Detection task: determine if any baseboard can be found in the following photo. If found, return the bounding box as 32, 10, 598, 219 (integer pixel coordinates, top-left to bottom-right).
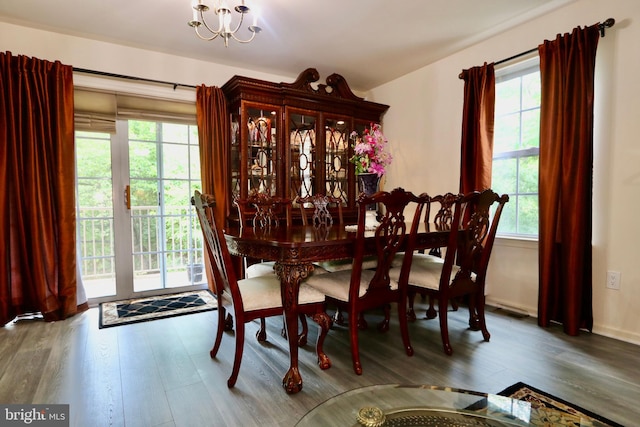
487, 297, 640, 347
591, 323, 640, 346
485, 297, 536, 318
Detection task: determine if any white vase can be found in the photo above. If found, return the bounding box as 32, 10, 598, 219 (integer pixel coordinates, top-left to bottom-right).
365, 210, 380, 229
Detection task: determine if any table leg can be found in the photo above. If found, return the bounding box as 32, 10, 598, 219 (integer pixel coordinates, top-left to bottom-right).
275, 261, 314, 394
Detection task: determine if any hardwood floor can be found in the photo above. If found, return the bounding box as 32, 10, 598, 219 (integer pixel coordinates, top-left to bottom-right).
0, 301, 638, 426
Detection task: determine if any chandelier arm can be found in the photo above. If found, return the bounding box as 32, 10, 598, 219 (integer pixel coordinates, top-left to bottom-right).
227, 11, 246, 35
198, 9, 224, 38
229, 30, 258, 44
194, 25, 221, 41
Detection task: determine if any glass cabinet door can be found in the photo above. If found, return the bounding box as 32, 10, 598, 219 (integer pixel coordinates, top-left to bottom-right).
324, 118, 350, 203
245, 105, 279, 197
287, 110, 318, 200
230, 109, 241, 198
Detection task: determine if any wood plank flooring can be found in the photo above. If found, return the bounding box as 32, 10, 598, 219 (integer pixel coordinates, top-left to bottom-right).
0, 301, 638, 426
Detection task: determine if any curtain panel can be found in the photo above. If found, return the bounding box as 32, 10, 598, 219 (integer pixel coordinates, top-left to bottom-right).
196, 85, 230, 228
459, 63, 495, 194
538, 25, 600, 335
0, 52, 83, 325
196, 86, 230, 289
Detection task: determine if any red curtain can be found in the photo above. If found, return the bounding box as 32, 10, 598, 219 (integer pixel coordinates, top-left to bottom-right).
538, 25, 600, 335
196, 85, 230, 228
0, 52, 83, 325
459, 63, 495, 194
196, 86, 230, 286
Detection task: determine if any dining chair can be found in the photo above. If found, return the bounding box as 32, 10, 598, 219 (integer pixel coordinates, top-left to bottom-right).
305, 188, 429, 375
390, 189, 509, 356
192, 190, 331, 388
235, 190, 322, 346
234, 190, 295, 341
235, 189, 293, 279
295, 193, 381, 330
405, 192, 460, 321
295, 193, 354, 326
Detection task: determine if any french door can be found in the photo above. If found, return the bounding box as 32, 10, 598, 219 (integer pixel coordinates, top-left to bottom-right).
75, 119, 205, 303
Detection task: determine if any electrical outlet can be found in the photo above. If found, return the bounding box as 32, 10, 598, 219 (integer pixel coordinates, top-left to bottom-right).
606, 271, 621, 290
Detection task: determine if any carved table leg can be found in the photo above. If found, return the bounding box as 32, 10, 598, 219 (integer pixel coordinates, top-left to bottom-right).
275, 261, 313, 394
312, 311, 332, 370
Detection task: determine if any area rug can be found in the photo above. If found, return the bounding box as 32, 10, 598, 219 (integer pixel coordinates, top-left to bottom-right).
99, 290, 216, 328
498, 382, 623, 427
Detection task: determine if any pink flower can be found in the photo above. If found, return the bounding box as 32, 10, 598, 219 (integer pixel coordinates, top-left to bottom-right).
350, 123, 392, 176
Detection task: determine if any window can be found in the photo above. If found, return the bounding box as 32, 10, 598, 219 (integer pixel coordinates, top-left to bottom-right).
492, 58, 540, 237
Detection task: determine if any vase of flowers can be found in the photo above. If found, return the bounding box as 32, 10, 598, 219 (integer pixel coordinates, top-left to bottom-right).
350, 122, 392, 177
350, 123, 392, 223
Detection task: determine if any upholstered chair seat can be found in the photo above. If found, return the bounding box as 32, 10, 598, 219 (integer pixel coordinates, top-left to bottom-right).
232, 275, 327, 311
303, 269, 398, 302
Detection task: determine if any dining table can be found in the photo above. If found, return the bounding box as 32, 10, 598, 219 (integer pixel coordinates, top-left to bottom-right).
224, 222, 451, 394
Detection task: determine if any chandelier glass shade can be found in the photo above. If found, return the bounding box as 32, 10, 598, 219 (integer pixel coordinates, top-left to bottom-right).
188, 0, 261, 47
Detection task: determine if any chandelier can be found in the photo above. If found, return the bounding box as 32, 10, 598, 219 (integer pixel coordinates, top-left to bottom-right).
188, 1, 261, 47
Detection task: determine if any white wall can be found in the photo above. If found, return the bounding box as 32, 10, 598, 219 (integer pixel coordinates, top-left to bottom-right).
0, 21, 292, 98
2, 0, 639, 344
371, 0, 640, 344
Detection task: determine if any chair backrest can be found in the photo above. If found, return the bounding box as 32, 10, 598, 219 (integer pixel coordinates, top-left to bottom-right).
441, 189, 509, 291
425, 192, 461, 257
193, 191, 243, 309
351, 188, 429, 298
430, 192, 459, 229
295, 193, 344, 227
235, 189, 292, 229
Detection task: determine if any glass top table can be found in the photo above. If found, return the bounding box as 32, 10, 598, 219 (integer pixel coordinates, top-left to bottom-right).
295, 384, 609, 427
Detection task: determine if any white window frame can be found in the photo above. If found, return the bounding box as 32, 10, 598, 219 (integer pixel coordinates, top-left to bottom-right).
493, 56, 540, 239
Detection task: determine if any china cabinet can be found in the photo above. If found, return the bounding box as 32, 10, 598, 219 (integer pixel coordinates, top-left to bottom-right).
221, 68, 389, 221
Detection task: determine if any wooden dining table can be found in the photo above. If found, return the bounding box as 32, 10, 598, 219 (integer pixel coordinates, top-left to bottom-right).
224, 222, 451, 394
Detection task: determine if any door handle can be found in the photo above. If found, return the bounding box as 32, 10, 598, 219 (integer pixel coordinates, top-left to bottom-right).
124, 185, 131, 210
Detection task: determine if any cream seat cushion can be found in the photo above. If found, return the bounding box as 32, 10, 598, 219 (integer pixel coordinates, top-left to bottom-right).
245, 261, 277, 278
392, 251, 442, 268
305, 269, 398, 302
231, 274, 326, 311
389, 255, 476, 291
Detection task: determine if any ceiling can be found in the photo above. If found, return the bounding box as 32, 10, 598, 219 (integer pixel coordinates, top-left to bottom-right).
0, 0, 574, 91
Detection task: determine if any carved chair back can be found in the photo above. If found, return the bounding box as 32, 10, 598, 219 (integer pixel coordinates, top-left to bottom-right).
448, 189, 509, 285
235, 189, 292, 229
295, 193, 344, 227
352, 188, 429, 298
193, 191, 239, 304
426, 192, 461, 257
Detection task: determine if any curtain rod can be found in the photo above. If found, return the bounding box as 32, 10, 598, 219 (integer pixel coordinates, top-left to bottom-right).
459, 18, 615, 79
72, 67, 198, 90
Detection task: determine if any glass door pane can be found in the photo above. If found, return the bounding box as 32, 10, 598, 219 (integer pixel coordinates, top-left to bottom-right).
288, 110, 317, 200
128, 120, 203, 292
246, 106, 278, 195
324, 117, 349, 202
76, 131, 116, 299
